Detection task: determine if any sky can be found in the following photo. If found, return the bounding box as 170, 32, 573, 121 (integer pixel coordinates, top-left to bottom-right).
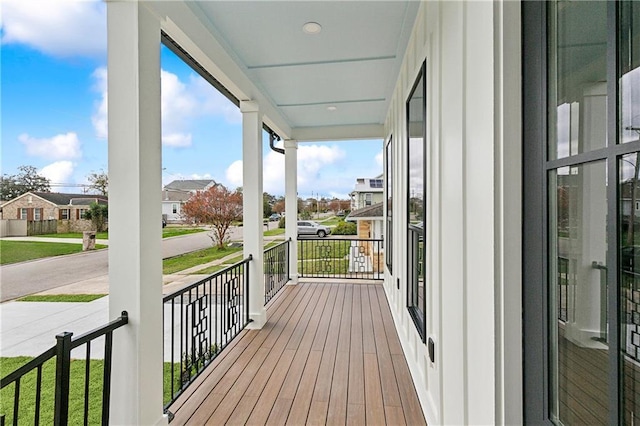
0, 0, 383, 199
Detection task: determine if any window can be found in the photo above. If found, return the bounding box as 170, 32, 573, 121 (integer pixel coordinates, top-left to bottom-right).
19, 208, 27, 219
60, 209, 70, 220
523, 1, 640, 423
172, 204, 178, 214
406, 60, 426, 342
77, 209, 88, 219
385, 136, 393, 274
365, 193, 372, 206
34, 209, 41, 220
370, 179, 383, 188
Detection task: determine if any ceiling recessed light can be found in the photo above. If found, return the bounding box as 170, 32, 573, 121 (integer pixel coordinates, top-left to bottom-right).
327, 106, 337, 111
303, 22, 322, 35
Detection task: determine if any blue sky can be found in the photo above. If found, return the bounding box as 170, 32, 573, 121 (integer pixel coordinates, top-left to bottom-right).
1, 0, 383, 199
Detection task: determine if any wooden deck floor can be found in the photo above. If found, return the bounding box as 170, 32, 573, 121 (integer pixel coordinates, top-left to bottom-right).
168, 281, 426, 425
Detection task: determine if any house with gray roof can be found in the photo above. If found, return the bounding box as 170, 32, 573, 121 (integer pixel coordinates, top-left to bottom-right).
162, 179, 216, 223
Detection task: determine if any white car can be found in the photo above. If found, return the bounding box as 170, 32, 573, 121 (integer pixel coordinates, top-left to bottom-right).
297, 220, 331, 237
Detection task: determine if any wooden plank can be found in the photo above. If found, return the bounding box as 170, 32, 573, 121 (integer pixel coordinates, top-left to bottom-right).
347, 403, 366, 425
374, 285, 404, 355
369, 285, 403, 408
384, 404, 407, 426
311, 285, 346, 403
245, 348, 297, 424
349, 285, 365, 406
364, 353, 385, 424
306, 400, 329, 426
391, 354, 427, 425
326, 347, 349, 424
311, 284, 339, 351
361, 283, 376, 354
287, 340, 323, 422
336, 284, 354, 353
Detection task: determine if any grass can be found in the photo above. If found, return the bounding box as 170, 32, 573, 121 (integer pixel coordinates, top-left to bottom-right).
298, 239, 351, 259
163, 246, 243, 274
37, 227, 205, 240
0, 356, 187, 424
264, 228, 285, 236
319, 216, 343, 227
0, 241, 106, 265
17, 294, 106, 303
299, 259, 349, 274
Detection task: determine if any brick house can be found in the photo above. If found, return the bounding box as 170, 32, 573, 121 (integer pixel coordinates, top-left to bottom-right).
0, 192, 108, 232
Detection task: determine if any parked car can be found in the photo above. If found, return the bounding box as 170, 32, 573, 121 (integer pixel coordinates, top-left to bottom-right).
269, 213, 281, 221
297, 220, 331, 237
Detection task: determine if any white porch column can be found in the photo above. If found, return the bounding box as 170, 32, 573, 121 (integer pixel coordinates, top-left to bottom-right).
284, 139, 298, 283
106, 1, 165, 425
241, 100, 266, 328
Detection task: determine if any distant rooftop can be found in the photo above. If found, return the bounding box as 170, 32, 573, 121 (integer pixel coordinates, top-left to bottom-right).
32, 192, 108, 206
164, 179, 216, 192
348, 202, 384, 219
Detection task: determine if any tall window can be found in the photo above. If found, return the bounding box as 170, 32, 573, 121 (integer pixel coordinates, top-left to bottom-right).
172, 204, 178, 214
406, 60, 426, 341
34, 209, 41, 220
524, 1, 640, 423
386, 136, 393, 274
19, 208, 27, 220
365, 193, 372, 206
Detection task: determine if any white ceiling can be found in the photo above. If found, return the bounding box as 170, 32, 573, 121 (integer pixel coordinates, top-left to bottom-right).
184, 1, 419, 139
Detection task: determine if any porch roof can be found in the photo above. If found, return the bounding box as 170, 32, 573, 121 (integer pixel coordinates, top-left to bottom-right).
150, 1, 419, 141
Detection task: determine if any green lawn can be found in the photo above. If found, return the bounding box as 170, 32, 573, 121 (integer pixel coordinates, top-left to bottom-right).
0, 241, 107, 265
319, 216, 343, 227
37, 227, 205, 240
264, 228, 285, 236
298, 239, 351, 259
18, 294, 107, 303
163, 246, 243, 274
0, 357, 183, 424
298, 259, 349, 274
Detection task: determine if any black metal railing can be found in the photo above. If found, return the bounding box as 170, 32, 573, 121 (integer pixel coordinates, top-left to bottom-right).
163, 257, 252, 409
299, 238, 383, 280
264, 239, 290, 305
0, 312, 128, 426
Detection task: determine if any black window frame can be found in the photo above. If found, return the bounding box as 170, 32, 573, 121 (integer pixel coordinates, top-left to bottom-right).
406, 60, 427, 343
386, 135, 393, 275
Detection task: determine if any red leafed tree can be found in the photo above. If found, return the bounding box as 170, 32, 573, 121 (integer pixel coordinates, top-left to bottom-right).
181, 184, 243, 249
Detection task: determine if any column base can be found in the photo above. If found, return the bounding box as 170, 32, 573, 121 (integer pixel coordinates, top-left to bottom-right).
288, 274, 299, 285
247, 308, 267, 329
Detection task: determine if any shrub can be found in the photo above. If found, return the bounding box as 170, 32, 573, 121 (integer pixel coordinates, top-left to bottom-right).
332, 221, 357, 235
278, 217, 286, 228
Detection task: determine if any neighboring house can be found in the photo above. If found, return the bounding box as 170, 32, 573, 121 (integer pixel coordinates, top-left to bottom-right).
346, 202, 384, 274
161, 189, 192, 223
162, 179, 216, 223
349, 174, 384, 210
0, 191, 108, 233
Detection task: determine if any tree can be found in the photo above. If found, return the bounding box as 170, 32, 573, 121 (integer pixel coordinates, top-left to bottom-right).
272, 200, 285, 214
83, 202, 109, 232
0, 165, 50, 200
87, 170, 108, 196
181, 184, 243, 249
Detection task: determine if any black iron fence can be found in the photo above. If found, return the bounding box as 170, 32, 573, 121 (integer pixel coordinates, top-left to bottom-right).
298, 237, 383, 280
0, 312, 128, 426
264, 239, 290, 305
163, 257, 252, 409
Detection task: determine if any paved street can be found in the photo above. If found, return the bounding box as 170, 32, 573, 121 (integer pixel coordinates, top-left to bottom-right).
0, 226, 273, 302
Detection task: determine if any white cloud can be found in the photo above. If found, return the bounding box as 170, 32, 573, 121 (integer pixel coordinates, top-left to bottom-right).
93, 69, 238, 147
226, 160, 244, 188
91, 67, 108, 139
191, 77, 242, 124
19, 132, 82, 160
1, 0, 106, 58
375, 151, 383, 168
225, 143, 347, 195
40, 161, 74, 184
163, 133, 192, 148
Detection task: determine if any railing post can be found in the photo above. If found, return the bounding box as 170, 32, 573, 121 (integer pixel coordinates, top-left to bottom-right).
246, 255, 252, 324
287, 239, 291, 280
54, 332, 73, 426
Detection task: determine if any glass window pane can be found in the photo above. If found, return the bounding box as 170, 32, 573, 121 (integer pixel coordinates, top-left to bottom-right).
620, 2, 640, 145
549, 162, 609, 425
548, 1, 608, 160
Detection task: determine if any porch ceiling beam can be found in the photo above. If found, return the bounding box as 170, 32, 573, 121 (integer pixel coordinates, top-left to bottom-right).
291, 124, 385, 142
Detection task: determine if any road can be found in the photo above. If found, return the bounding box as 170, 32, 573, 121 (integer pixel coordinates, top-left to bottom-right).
0, 229, 242, 303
